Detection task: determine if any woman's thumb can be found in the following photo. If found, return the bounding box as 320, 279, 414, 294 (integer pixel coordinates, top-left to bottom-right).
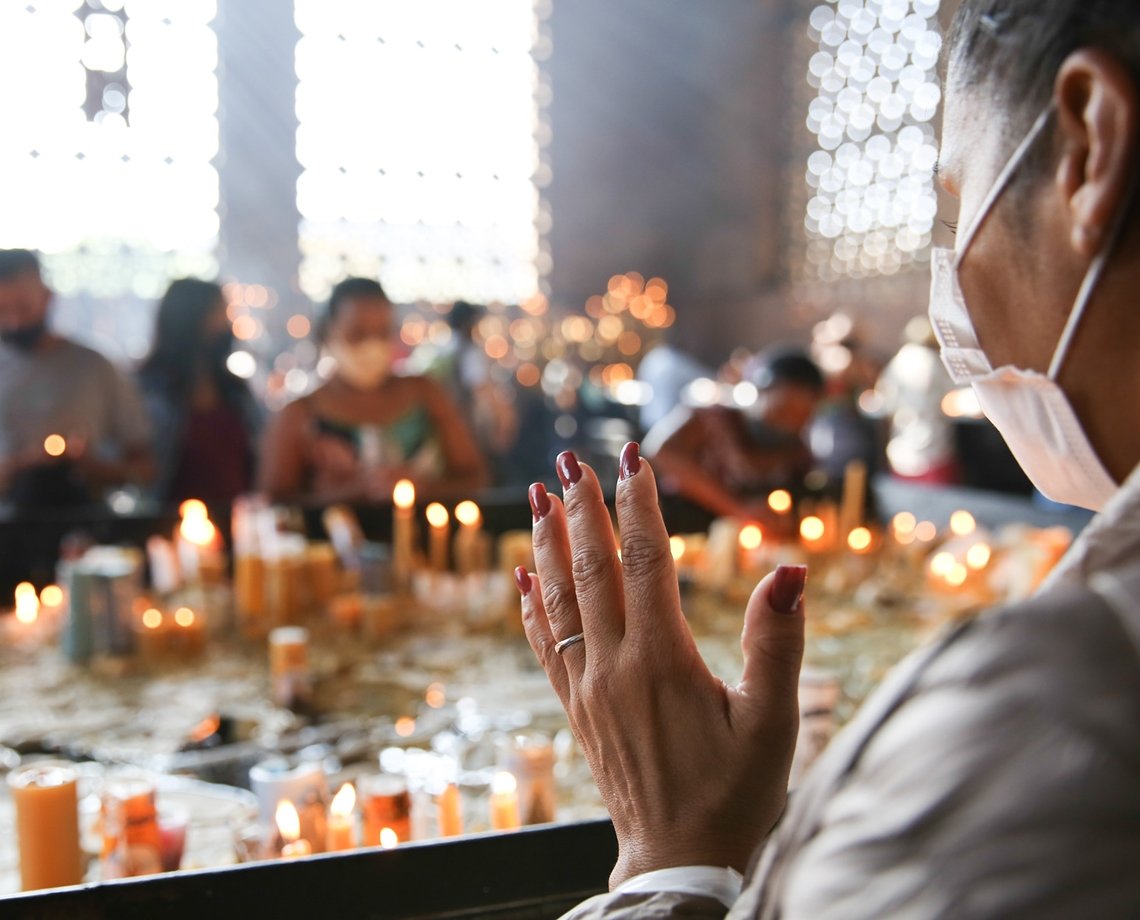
737, 564, 806, 710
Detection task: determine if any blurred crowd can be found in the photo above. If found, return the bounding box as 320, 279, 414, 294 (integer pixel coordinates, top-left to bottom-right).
0, 246, 1020, 530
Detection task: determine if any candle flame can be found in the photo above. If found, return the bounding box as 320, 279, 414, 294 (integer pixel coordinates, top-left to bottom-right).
43, 434, 66, 457
395, 716, 415, 737
491, 771, 518, 795
949, 510, 977, 537
392, 479, 416, 510
276, 799, 301, 842
15, 594, 39, 625
946, 562, 969, 587
174, 607, 195, 627
425, 502, 449, 529
40, 584, 63, 607
891, 512, 917, 535
966, 543, 992, 570
454, 500, 481, 527
767, 490, 793, 514
179, 498, 208, 521
669, 535, 685, 561
847, 527, 873, 553
930, 551, 956, 578
142, 608, 163, 630
331, 782, 356, 818
379, 827, 399, 848
800, 516, 825, 542
14, 581, 36, 600
180, 514, 217, 547
914, 521, 937, 543
738, 524, 763, 551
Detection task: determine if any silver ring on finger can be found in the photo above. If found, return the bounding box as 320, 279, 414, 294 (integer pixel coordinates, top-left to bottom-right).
554, 632, 585, 655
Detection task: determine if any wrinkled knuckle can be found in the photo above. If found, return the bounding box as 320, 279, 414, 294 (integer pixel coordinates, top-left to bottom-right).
541, 579, 578, 622
532, 634, 559, 672
571, 545, 617, 584
619, 532, 672, 577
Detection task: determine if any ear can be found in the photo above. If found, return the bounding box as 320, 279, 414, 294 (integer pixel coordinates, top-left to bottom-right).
1053, 49, 1140, 258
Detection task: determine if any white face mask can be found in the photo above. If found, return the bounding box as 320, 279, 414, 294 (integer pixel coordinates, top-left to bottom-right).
929, 104, 1123, 511
328, 339, 393, 390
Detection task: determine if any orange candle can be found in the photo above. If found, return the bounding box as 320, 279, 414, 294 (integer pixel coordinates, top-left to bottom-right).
100, 777, 163, 879
360, 775, 411, 846
392, 479, 416, 592
276, 800, 313, 859
425, 503, 450, 573
489, 772, 520, 831
437, 782, 463, 837
325, 783, 357, 852
7, 762, 83, 891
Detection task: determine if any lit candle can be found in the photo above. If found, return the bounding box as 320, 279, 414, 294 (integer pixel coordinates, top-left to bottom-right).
799, 515, 826, 551
379, 827, 399, 849
392, 479, 416, 592
768, 489, 793, 516
847, 526, 873, 554
737, 524, 764, 574
135, 607, 171, 660
43, 433, 67, 458
177, 500, 223, 585
326, 783, 357, 852
170, 606, 205, 657
12, 581, 41, 643
839, 460, 867, 537
425, 503, 450, 573
360, 775, 411, 847
489, 771, 521, 831
949, 509, 977, 537
454, 500, 489, 575
7, 762, 82, 891
276, 800, 313, 859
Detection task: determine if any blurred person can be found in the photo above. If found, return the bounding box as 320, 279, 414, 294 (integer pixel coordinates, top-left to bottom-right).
259, 278, 486, 503
0, 249, 152, 507
517, 2, 1140, 917
138, 279, 260, 506
415, 300, 519, 477
643, 347, 823, 519
874, 314, 958, 483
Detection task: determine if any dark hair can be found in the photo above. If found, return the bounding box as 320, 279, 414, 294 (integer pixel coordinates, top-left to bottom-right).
947, 2, 1140, 148
748, 347, 825, 394
140, 278, 229, 396
327, 277, 389, 318
0, 249, 42, 282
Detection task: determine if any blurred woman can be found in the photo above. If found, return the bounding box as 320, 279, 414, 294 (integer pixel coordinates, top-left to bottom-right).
259, 278, 486, 503
138, 279, 259, 505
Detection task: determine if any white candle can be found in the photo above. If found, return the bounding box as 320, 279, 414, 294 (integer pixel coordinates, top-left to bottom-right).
326, 783, 356, 852
425, 503, 450, 573
392, 479, 416, 592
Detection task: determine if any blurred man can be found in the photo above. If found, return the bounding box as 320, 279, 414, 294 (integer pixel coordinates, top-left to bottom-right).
0, 249, 152, 506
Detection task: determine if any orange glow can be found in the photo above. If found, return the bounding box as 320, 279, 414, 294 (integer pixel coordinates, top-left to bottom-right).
847, 527, 873, 553
669, 535, 685, 561
232, 315, 259, 341
768, 490, 793, 514
739, 524, 763, 551
930, 552, 955, 578
276, 800, 301, 842
455, 500, 481, 528
516, 363, 540, 387
392, 479, 416, 510
330, 783, 356, 818
188, 713, 221, 743
43, 434, 66, 457
425, 502, 449, 529
946, 562, 968, 587
584, 296, 606, 318
966, 543, 992, 570
617, 330, 642, 355
379, 827, 399, 849
892, 511, 917, 535
142, 608, 163, 630
395, 717, 416, 738
179, 499, 207, 520
14, 581, 36, 600
425, 682, 446, 708
949, 510, 977, 537
800, 516, 826, 542
40, 584, 63, 607
914, 521, 938, 543
14, 591, 39, 625
174, 607, 195, 628
180, 514, 217, 547
484, 334, 510, 360
645, 277, 668, 301
286, 315, 311, 339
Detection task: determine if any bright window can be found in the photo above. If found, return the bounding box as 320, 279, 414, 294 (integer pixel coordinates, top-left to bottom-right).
801, 0, 942, 280
0, 0, 220, 299
294, 0, 544, 305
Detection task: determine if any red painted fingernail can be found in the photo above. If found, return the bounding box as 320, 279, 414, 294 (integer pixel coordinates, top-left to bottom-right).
529, 482, 551, 522
514, 566, 533, 595
770, 564, 807, 614
556, 451, 583, 488
619, 442, 641, 481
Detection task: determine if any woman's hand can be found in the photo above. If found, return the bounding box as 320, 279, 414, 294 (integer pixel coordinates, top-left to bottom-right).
518, 443, 806, 888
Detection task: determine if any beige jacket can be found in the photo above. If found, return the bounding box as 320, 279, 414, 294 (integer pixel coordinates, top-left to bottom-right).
567, 467, 1140, 919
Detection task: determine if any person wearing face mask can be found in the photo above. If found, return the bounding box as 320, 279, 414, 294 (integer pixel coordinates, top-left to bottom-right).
0, 249, 153, 507
258, 277, 486, 503
137, 278, 261, 506
512, 2, 1140, 918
